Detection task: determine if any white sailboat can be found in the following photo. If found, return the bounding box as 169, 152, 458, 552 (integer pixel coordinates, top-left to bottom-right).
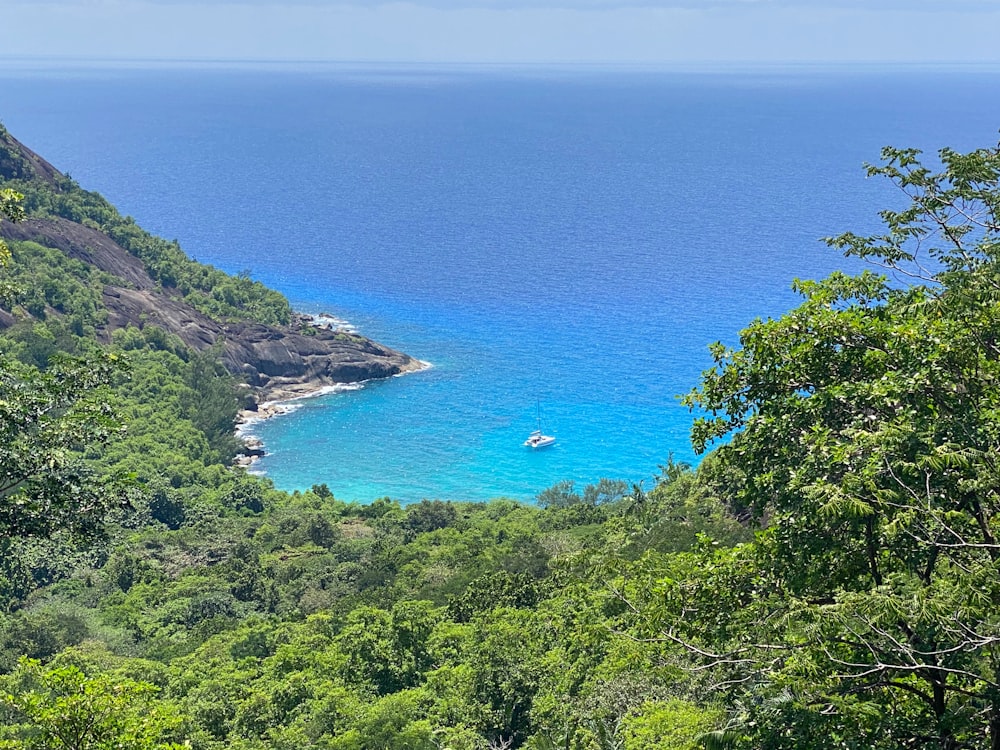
524, 402, 556, 448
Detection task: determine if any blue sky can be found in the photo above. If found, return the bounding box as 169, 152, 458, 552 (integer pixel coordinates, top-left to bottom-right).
4, 1, 1000, 64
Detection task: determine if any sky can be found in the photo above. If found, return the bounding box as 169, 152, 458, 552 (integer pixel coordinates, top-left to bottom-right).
3, 0, 1000, 65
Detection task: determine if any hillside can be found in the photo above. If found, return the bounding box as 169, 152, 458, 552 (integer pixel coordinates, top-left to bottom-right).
0, 126, 420, 403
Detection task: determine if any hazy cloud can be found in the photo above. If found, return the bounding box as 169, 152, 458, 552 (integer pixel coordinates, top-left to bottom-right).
6, 0, 999, 64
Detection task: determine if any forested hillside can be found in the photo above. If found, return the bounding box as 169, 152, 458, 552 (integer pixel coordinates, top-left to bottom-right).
2, 126, 1000, 749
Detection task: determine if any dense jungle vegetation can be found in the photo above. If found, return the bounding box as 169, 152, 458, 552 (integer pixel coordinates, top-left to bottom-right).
2, 132, 1000, 749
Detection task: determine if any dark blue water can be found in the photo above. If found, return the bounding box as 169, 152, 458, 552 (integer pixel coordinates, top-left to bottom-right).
2, 63, 998, 502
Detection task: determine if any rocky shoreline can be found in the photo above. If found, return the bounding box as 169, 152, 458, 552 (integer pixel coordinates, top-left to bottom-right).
232, 368, 430, 470
232, 319, 431, 469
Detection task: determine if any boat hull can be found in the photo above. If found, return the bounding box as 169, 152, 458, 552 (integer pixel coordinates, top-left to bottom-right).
524, 434, 556, 449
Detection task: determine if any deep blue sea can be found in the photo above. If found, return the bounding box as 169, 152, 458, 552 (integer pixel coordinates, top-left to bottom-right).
1, 62, 999, 502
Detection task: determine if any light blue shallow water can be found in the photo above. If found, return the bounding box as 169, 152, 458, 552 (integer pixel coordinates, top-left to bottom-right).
2, 64, 999, 502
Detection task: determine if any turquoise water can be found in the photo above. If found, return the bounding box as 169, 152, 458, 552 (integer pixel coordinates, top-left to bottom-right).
2, 64, 999, 501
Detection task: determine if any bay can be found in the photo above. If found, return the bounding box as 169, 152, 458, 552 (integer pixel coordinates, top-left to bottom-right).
1, 63, 998, 501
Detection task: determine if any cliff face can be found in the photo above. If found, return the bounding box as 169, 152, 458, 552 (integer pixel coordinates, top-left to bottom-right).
0, 131, 420, 401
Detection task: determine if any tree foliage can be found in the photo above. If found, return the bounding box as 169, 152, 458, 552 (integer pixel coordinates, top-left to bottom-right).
0, 187, 24, 305
0, 658, 183, 749
672, 142, 1000, 747
0, 351, 126, 545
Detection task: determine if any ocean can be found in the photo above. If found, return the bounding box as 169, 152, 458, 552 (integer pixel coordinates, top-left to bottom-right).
1, 62, 998, 502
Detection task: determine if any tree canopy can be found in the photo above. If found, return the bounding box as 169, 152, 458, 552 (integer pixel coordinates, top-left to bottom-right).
668, 142, 1000, 748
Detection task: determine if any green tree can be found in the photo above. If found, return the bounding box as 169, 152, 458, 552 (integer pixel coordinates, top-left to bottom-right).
0, 347, 127, 609
0, 351, 125, 544
0, 658, 184, 749
668, 142, 1000, 748
0, 187, 25, 302
183, 347, 243, 463
622, 699, 724, 750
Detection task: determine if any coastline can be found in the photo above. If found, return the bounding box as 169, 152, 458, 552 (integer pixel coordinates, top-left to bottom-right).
234, 356, 431, 469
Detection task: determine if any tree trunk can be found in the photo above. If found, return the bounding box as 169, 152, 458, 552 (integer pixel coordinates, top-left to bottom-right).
990, 701, 1000, 750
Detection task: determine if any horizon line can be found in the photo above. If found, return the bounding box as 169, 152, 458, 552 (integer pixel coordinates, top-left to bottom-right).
2, 56, 1000, 74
